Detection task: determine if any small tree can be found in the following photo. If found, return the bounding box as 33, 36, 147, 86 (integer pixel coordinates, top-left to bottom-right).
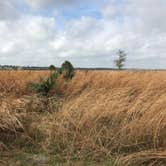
114, 50, 126, 70
49, 65, 56, 71
61, 61, 75, 80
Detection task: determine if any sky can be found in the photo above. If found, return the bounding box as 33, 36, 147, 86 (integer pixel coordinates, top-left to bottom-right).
0, 0, 166, 68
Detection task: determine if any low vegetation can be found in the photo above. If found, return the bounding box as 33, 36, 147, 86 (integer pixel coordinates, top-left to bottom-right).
0, 70, 166, 165
30, 61, 75, 96
61, 60, 75, 80
30, 71, 59, 96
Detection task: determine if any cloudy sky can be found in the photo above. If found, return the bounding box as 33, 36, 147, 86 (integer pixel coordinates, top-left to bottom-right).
0, 0, 166, 68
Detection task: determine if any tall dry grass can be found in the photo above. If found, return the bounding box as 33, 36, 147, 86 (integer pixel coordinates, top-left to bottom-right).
0, 70, 49, 97
0, 70, 49, 149
0, 70, 166, 165
50, 71, 166, 165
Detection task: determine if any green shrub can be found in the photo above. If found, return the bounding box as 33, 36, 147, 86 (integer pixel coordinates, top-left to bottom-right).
49, 65, 56, 71
30, 72, 58, 96
61, 61, 75, 80
30, 61, 75, 95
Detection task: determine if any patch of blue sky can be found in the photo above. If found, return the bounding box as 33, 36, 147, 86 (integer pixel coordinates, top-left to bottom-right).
59, 6, 102, 20
25, 4, 103, 30
13, 0, 29, 15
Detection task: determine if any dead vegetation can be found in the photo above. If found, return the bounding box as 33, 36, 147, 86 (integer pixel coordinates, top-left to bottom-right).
0, 70, 166, 165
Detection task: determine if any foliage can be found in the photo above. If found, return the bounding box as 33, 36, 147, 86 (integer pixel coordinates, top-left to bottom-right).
114, 50, 126, 70
30, 61, 75, 95
57, 67, 62, 75
61, 61, 75, 80
49, 65, 56, 71
30, 72, 59, 96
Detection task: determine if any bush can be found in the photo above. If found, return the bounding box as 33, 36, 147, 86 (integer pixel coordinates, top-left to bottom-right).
30, 72, 59, 96
61, 61, 75, 80
30, 61, 75, 95
49, 65, 56, 71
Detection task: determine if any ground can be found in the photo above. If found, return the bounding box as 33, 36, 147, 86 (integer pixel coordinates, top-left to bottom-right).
0, 70, 166, 166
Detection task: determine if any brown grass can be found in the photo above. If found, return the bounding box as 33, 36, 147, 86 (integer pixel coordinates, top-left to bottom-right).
51, 71, 166, 164
0, 70, 166, 165
0, 70, 49, 97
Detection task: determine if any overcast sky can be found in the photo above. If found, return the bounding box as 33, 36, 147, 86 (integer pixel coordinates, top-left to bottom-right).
0, 0, 166, 68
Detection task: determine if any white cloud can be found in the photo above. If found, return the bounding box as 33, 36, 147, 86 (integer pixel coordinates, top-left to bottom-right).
99, 0, 166, 67
102, 0, 166, 34
0, 16, 58, 65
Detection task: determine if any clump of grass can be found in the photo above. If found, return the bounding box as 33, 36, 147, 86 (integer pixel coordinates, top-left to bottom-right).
120, 150, 166, 166
0, 100, 24, 144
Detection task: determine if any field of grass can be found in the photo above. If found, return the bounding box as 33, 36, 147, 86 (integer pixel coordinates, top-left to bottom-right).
0, 70, 166, 166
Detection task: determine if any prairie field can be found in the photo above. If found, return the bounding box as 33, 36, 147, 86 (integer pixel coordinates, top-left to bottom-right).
0, 70, 166, 166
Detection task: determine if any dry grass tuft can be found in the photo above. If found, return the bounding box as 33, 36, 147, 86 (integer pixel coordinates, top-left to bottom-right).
0, 98, 24, 144
120, 150, 166, 166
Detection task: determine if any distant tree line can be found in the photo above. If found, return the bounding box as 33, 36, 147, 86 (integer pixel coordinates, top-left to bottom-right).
0, 65, 49, 70
0, 49, 127, 70
48, 50, 127, 71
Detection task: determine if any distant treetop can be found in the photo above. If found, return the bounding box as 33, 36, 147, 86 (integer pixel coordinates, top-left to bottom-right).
61, 61, 75, 80
49, 65, 56, 71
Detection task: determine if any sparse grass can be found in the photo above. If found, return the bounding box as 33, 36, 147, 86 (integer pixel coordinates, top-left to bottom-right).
0, 70, 166, 165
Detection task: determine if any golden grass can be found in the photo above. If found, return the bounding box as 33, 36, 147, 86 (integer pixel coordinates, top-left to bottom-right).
0, 70, 166, 165
0, 70, 49, 96
51, 71, 166, 164
0, 100, 22, 133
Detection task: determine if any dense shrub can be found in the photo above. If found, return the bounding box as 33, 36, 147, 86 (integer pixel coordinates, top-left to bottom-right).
49, 65, 56, 71
61, 61, 75, 80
